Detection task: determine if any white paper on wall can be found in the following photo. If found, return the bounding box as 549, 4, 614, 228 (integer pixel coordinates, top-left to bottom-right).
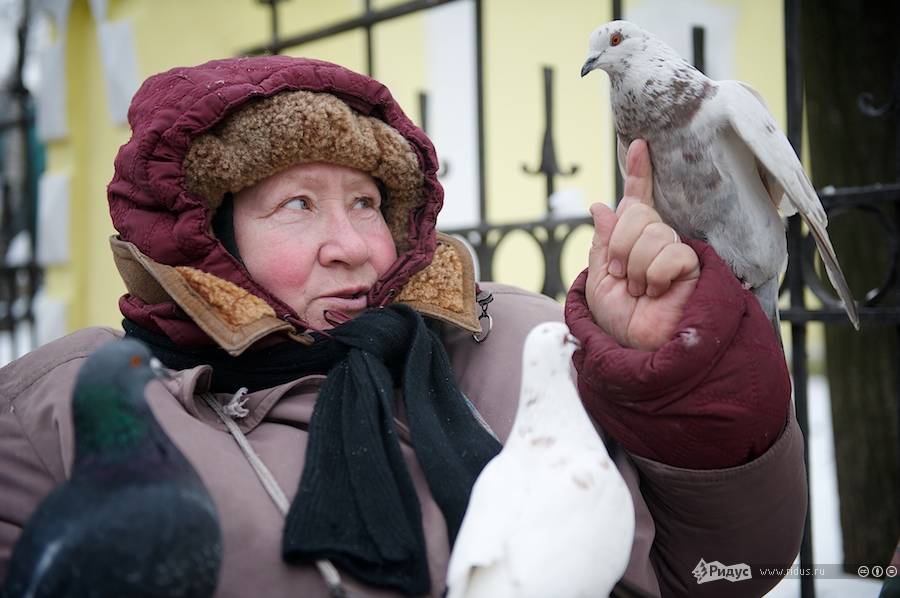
36, 171, 71, 266
96, 19, 140, 126
33, 0, 73, 141
34, 287, 68, 348
88, 0, 108, 22
35, 40, 67, 141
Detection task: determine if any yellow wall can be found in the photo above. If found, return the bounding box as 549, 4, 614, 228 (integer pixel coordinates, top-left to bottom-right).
45, 0, 788, 333
45, 1, 126, 332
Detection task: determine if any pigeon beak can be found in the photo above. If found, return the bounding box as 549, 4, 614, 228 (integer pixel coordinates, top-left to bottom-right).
581, 56, 598, 77
149, 357, 171, 380
565, 334, 582, 350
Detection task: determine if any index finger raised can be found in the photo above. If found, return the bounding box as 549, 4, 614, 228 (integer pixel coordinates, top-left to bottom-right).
620, 139, 655, 212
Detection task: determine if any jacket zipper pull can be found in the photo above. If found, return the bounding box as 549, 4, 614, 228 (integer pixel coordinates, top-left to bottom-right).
474, 289, 493, 344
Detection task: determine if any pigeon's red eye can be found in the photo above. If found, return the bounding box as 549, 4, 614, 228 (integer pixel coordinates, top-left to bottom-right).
130, 355, 143, 368
610, 33, 623, 46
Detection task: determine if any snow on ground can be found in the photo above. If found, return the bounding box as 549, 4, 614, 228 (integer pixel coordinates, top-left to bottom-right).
765, 376, 884, 598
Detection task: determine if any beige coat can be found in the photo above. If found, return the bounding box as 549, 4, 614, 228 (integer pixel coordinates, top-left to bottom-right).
0, 282, 806, 598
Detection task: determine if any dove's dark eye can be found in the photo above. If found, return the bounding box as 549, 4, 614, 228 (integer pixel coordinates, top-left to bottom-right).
610, 33, 623, 46
130, 355, 143, 368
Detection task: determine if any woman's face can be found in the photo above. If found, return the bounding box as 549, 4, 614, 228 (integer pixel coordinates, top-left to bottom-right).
233, 162, 397, 330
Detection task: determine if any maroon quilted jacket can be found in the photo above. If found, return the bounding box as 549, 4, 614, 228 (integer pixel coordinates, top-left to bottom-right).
566, 238, 792, 469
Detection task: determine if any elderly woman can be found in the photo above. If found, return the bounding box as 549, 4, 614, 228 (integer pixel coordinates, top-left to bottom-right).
0, 56, 805, 597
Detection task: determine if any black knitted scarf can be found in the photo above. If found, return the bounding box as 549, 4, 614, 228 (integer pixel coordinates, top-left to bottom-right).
124, 305, 501, 595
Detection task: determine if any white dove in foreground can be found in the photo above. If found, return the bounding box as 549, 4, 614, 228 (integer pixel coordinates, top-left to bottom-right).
581, 20, 859, 337
446, 321, 635, 598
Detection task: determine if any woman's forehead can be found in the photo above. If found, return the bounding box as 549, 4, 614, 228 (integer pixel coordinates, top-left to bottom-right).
235, 162, 379, 200
257, 162, 376, 188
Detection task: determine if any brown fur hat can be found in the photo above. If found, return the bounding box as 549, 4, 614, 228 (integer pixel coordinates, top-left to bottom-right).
183, 90, 424, 252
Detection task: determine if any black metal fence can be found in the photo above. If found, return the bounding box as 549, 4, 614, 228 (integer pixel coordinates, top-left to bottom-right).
0, 1, 42, 365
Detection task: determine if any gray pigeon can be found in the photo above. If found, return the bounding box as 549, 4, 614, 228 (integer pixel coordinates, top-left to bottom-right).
581, 20, 859, 336
446, 322, 634, 598
2, 338, 222, 598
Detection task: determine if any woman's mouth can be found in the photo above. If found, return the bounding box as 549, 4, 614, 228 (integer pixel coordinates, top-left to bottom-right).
323, 289, 369, 311
336, 291, 363, 300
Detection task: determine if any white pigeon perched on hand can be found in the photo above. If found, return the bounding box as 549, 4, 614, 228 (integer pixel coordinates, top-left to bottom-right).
581, 20, 859, 337
446, 321, 635, 598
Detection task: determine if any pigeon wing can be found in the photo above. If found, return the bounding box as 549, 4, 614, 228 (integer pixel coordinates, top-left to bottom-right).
616, 136, 628, 181
717, 80, 859, 328
447, 446, 633, 598
501, 448, 634, 598
446, 453, 526, 598
2, 489, 76, 597
4, 483, 220, 597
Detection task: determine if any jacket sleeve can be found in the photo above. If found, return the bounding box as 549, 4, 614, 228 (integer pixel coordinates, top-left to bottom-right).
564, 238, 790, 470
0, 403, 58, 582
564, 238, 806, 597
0, 327, 119, 583
0, 369, 67, 583
632, 411, 807, 598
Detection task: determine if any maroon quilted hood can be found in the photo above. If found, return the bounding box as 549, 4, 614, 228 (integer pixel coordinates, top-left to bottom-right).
107, 56, 441, 341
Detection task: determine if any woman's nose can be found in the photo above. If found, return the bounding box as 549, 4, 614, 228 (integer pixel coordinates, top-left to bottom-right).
317, 209, 371, 267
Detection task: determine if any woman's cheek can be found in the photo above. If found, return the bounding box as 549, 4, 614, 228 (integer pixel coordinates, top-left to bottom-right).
245, 234, 316, 292
363, 222, 398, 275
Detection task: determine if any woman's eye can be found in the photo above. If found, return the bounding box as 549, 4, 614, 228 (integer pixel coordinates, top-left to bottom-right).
354, 196, 377, 210
284, 197, 309, 210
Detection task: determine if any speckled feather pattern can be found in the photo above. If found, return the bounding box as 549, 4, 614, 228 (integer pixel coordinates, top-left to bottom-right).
582, 20, 858, 332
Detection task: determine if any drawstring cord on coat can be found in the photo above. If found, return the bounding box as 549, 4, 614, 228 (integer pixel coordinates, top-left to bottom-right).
200, 391, 349, 598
